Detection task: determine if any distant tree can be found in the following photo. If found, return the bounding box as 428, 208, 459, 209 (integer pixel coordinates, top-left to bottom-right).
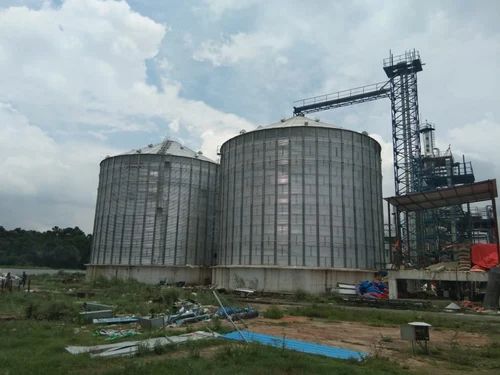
0, 226, 92, 269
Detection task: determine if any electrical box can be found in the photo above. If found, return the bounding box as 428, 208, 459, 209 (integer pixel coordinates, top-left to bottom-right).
400, 322, 431, 341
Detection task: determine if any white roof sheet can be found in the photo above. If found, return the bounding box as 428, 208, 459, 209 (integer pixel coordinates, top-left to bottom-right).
119, 139, 215, 163
254, 115, 341, 131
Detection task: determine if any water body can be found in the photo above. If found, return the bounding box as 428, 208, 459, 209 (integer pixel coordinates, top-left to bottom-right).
0, 267, 85, 276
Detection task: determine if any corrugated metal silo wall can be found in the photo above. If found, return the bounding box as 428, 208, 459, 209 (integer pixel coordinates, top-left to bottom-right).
218, 126, 384, 269
90, 154, 218, 267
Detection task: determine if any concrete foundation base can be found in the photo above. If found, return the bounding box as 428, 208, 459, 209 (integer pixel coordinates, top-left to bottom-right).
86, 264, 211, 285
212, 265, 376, 294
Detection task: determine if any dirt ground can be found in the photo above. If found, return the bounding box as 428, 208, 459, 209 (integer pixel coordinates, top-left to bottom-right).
242, 315, 490, 372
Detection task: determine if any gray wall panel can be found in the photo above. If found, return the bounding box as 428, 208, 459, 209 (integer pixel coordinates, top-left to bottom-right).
219, 125, 383, 270
90, 154, 218, 267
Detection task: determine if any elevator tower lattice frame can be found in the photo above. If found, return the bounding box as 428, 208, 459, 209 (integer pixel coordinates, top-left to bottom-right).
383, 50, 423, 265
293, 49, 424, 266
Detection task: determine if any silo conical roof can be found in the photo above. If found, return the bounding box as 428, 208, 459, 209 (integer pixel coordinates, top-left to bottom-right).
259, 115, 341, 130
120, 139, 216, 163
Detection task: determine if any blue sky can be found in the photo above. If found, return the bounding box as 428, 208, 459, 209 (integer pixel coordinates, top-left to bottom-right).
0, 0, 499, 232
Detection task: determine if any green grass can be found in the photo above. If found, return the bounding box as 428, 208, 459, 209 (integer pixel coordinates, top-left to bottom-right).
287, 304, 500, 334
0, 318, 408, 375
2, 273, 500, 374
425, 339, 500, 371
263, 305, 284, 319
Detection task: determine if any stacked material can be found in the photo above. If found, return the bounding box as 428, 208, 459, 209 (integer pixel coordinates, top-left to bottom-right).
356, 280, 388, 299
456, 245, 471, 271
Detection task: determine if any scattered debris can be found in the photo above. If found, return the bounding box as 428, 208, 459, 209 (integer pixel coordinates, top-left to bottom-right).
215, 306, 258, 321
139, 316, 165, 330
165, 299, 212, 326
444, 302, 461, 312
234, 288, 255, 297
80, 310, 113, 322
92, 316, 138, 325
335, 283, 357, 296
66, 331, 219, 358
213, 290, 248, 343
223, 330, 367, 361
96, 329, 139, 341
83, 302, 113, 311
461, 300, 486, 313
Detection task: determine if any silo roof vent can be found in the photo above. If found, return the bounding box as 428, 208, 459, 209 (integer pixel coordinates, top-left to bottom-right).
240, 129, 246, 134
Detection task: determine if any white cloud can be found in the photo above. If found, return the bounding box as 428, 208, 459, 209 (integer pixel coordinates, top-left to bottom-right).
199, 0, 262, 17
445, 117, 500, 182
0, 0, 252, 146
2, 0, 500, 233
0, 0, 254, 231
0, 102, 119, 230
193, 32, 291, 66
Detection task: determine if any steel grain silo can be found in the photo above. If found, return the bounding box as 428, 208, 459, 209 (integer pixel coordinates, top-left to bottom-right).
213, 116, 384, 292
87, 139, 218, 284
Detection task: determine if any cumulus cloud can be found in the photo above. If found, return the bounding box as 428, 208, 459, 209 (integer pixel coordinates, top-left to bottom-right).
198, 0, 262, 17
2, 0, 500, 234
193, 32, 291, 66
0, 102, 119, 230
190, 0, 500, 198
0, 0, 253, 231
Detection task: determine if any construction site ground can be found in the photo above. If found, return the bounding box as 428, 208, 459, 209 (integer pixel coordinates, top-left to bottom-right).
241, 314, 493, 374
1, 272, 499, 374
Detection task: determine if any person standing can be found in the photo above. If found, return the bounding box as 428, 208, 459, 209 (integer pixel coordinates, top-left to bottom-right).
21, 271, 27, 288
6, 272, 12, 292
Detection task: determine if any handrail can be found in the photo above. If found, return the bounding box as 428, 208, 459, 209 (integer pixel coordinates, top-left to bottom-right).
294, 81, 390, 108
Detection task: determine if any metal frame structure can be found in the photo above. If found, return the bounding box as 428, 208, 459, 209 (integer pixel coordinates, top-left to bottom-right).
383, 50, 424, 265
293, 49, 424, 266
385, 179, 500, 263
293, 82, 390, 115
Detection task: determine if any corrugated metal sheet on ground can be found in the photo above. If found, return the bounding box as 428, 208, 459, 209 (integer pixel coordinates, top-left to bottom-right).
222, 330, 367, 361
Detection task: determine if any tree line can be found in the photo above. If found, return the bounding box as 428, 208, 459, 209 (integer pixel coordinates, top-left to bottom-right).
0, 226, 92, 269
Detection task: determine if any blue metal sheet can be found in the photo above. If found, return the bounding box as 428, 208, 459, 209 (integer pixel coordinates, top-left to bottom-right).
222, 330, 367, 361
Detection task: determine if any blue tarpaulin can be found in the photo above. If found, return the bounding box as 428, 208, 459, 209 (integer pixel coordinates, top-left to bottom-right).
222, 330, 367, 361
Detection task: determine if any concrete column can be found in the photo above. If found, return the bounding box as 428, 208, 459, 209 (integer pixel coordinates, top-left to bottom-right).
388, 277, 398, 299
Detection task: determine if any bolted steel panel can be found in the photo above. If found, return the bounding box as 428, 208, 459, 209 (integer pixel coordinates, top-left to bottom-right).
218, 121, 383, 269
90, 150, 218, 267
